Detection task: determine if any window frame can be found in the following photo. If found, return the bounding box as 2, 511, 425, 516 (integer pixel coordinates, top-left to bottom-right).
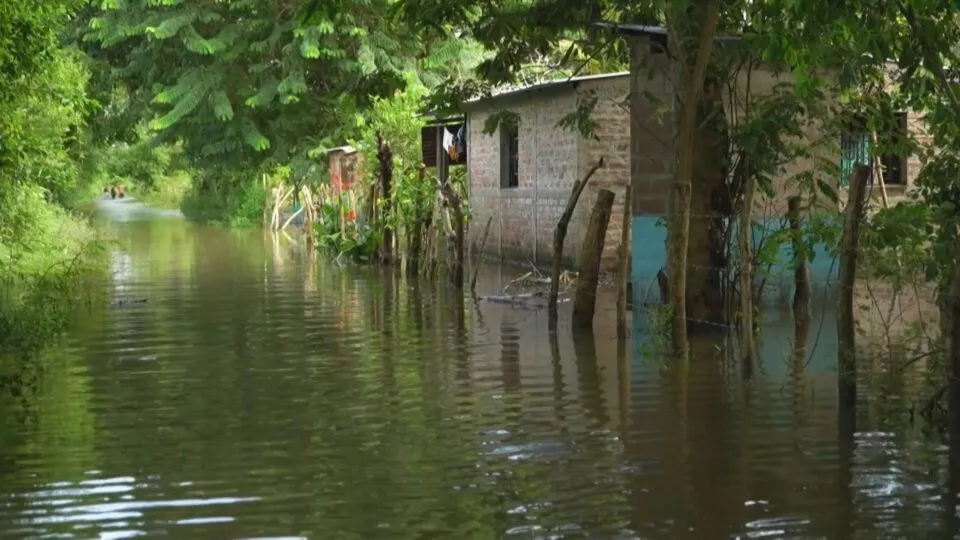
839, 112, 908, 187
500, 123, 519, 189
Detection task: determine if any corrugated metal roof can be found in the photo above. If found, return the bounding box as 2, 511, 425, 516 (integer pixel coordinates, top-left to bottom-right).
417, 112, 465, 122
325, 145, 357, 154
466, 71, 630, 107
593, 22, 742, 41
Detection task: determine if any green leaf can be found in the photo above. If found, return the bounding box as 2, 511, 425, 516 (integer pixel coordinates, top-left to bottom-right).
244, 79, 279, 108
145, 13, 195, 40
208, 90, 233, 121
299, 25, 322, 59
241, 120, 271, 152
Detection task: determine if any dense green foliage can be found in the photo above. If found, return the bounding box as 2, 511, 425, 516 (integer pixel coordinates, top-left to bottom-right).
77, 0, 624, 225
78, 0, 486, 223
7, 0, 960, 403
0, 1, 108, 391
84, 123, 194, 207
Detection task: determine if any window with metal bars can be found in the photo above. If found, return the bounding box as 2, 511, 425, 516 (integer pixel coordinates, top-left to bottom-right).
839, 112, 907, 187
500, 124, 519, 189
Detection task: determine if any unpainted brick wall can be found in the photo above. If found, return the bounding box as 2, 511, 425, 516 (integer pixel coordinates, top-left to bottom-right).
576, 77, 633, 270
466, 77, 632, 271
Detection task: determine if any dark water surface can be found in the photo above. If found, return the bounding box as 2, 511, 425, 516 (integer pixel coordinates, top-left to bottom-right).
0, 198, 952, 538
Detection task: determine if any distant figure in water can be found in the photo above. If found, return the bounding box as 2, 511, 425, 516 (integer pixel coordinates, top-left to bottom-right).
110, 186, 117, 199
117, 183, 125, 199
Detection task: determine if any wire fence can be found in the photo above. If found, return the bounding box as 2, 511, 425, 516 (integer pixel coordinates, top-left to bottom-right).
265, 229, 950, 386
269, 201, 945, 346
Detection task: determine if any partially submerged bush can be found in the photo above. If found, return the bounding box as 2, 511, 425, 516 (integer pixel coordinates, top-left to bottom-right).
0, 185, 107, 393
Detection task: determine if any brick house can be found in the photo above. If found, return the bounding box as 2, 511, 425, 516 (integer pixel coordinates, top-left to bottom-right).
463, 72, 632, 271
593, 23, 930, 308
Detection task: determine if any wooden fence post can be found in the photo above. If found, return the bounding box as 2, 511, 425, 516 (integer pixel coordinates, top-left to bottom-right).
616, 186, 632, 339
548, 158, 605, 331
572, 188, 615, 331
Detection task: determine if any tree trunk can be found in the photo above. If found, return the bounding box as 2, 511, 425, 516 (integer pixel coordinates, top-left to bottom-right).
837, 164, 870, 413
376, 131, 394, 265
788, 196, 810, 322
407, 165, 428, 279
436, 176, 465, 289
367, 182, 380, 261
665, 0, 721, 352
686, 75, 730, 332
572, 188, 615, 331
737, 169, 756, 371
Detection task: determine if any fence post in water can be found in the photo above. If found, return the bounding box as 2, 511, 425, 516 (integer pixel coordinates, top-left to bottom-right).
837, 164, 870, 414
572, 188, 615, 331
549, 157, 605, 331
788, 196, 811, 322
366, 182, 380, 260
616, 185, 632, 339
451, 201, 465, 289
945, 245, 960, 523
408, 220, 423, 278
376, 131, 394, 265
471, 215, 493, 296
428, 198, 441, 278
422, 208, 436, 277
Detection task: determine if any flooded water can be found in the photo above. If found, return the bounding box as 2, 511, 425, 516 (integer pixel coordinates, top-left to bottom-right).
0, 198, 954, 538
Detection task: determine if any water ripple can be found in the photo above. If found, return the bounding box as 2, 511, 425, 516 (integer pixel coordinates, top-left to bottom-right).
0, 213, 952, 538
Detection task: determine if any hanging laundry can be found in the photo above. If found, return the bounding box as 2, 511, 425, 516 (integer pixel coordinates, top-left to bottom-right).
455, 124, 466, 159
443, 126, 456, 161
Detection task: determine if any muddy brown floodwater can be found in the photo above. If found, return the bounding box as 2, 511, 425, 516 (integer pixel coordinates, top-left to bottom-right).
0, 198, 953, 538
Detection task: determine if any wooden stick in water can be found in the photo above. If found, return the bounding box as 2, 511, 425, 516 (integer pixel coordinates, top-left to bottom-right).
471, 215, 493, 295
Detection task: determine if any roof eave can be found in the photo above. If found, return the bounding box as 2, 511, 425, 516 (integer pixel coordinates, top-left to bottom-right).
463, 72, 631, 110
592, 21, 743, 42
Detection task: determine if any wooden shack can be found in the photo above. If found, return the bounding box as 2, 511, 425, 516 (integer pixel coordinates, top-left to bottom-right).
326, 145, 364, 192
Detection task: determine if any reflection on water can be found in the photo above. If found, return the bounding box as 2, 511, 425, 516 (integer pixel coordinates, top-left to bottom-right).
0, 199, 954, 538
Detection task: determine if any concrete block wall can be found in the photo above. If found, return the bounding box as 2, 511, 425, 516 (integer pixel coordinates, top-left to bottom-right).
628, 47, 676, 303
629, 51, 675, 220
905, 109, 929, 187
466, 76, 632, 271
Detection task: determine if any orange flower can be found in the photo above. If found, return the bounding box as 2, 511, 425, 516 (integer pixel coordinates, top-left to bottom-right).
340, 182, 348, 191
347, 209, 356, 221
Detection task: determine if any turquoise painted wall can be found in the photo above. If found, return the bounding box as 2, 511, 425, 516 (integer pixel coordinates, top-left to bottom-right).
754, 308, 838, 377
630, 215, 839, 308
630, 215, 841, 369
630, 301, 839, 377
